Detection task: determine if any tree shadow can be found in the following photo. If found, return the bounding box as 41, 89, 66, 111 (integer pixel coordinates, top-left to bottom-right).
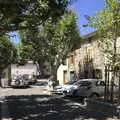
32, 81, 48, 86
0, 102, 1, 117
12, 86, 32, 89
0, 94, 112, 120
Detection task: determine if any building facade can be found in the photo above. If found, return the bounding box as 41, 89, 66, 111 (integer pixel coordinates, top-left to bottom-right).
73, 33, 105, 80
57, 32, 120, 85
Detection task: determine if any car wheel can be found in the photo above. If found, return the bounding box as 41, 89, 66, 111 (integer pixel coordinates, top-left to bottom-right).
15, 80, 20, 86
90, 93, 99, 99
72, 90, 78, 97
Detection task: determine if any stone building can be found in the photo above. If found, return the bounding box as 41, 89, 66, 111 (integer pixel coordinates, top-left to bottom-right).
73, 32, 105, 79
68, 32, 120, 82
57, 32, 105, 85
57, 32, 120, 85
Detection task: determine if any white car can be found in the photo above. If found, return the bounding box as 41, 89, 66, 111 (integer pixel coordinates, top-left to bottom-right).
52, 80, 77, 95
63, 79, 106, 98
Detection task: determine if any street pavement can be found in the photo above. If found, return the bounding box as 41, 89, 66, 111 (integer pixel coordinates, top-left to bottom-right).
0, 79, 119, 120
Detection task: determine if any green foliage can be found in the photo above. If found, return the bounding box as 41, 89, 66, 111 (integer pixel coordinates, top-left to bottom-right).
85, 0, 120, 101
20, 10, 81, 76
0, 0, 73, 31
0, 36, 17, 72
41, 11, 80, 61
86, 0, 120, 65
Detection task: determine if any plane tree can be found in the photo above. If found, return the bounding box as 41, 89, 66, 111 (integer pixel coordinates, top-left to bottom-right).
0, 0, 73, 32
20, 11, 81, 84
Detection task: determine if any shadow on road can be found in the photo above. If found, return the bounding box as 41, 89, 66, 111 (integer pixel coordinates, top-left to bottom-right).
11, 86, 32, 89
31, 81, 48, 87
0, 95, 112, 120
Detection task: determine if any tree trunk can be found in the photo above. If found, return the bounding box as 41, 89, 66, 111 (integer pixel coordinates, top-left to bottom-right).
35, 61, 41, 75
104, 65, 107, 101
110, 37, 117, 102
50, 62, 60, 87
51, 66, 58, 87
107, 65, 110, 101
37, 60, 45, 77
119, 73, 120, 103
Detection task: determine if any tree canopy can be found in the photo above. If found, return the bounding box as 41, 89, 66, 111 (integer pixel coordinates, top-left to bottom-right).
86, 0, 120, 65
0, 35, 17, 73
0, 0, 73, 31
20, 11, 81, 80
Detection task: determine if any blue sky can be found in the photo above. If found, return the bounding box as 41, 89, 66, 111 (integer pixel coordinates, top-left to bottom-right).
10, 31, 20, 44
11, 0, 105, 44
70, 0, 104, 35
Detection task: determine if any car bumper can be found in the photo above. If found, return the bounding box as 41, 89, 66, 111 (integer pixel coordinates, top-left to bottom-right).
11, 81, 28, 87
52, 90, 64, 95
63, 90, 73, 96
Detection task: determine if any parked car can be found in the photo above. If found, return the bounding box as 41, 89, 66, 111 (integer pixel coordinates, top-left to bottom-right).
27, 74, 37, 84
52, 80, 77, 95
22, 74, 37, 85
63, 79, 107, 98
11, 75, 29, 88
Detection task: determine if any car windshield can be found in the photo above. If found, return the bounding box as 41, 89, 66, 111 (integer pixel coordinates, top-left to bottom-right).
23, 74, 29, 78
74, 80, 92, 86
65, 80, 76, 85
74, 80, 82, 85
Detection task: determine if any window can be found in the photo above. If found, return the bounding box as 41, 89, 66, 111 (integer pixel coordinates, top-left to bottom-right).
80, 81, 92, 87
69, 55, 74, 65
63, 60, 67, 65
100, 81, 105, 86
96, 81, 105, 86
87, 48, 92, 58
74, 81, 92, 87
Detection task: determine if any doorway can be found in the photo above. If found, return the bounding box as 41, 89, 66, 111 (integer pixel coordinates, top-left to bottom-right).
63, 71, 68, 84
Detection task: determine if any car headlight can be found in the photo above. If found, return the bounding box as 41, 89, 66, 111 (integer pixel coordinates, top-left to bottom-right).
67, 89, 72, 93
67, 90, 70, 93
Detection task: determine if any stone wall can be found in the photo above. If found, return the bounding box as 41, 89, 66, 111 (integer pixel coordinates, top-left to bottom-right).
67, 34, 120, 81
73, 38, 105, 79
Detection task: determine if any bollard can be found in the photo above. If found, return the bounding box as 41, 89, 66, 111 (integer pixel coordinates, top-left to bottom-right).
116, 105, 120, 119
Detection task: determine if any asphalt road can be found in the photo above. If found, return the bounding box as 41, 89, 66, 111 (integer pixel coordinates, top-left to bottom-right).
0, 79, 118, 120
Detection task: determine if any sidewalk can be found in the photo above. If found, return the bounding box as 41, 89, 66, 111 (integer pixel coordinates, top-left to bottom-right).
0, 88, 12, 95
